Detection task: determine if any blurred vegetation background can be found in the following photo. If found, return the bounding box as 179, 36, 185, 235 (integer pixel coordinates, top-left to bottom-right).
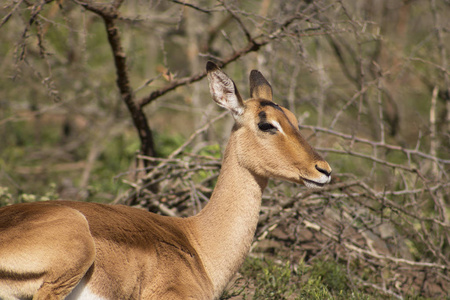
0, 0, 449, 299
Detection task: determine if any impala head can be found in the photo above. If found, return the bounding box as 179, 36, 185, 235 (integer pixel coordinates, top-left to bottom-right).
207, 61, 331, 188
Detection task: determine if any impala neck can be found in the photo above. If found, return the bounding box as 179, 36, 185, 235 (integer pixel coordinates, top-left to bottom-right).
189, 133, 268, 296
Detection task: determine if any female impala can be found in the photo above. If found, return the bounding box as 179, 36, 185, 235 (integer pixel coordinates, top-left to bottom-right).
0, 62, 331, 299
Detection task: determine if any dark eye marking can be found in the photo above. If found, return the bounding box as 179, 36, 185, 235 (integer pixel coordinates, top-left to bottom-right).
258, 111, 267, 121
258, 122, 277, 133
257, 110, 278, 134
259, 100, 283, 112
259, 101, 298, 133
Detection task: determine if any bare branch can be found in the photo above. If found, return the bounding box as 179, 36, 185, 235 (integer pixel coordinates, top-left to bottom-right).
137, 40, 264, 108
0, 0, 24, 29
219, 0, 253, 43
168, 0, 214, 14
300, 124, 450, 165
74, 0, 156, 160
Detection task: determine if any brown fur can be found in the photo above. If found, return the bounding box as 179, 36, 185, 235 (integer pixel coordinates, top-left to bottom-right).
0, 62, 331, 299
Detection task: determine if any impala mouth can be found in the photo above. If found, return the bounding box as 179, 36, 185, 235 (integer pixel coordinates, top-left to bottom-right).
301, 175, 330, 188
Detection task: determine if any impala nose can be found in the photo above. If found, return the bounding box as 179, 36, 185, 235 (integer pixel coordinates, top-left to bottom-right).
315, 163, 331, 177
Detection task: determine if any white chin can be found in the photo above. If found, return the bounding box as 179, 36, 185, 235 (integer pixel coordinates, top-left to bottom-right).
302, 174, 330, 189
303, 180, 324, 189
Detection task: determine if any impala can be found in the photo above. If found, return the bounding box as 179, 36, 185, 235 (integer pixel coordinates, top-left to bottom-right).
0, 62, 331, 299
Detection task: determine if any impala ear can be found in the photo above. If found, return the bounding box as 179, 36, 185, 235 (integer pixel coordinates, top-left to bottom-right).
249, 70, 273, 101
207, 61, 245, 118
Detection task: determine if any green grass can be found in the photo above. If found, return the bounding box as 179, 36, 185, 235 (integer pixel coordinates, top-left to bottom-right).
223, 257, 386, 300
224, 256, 448, 300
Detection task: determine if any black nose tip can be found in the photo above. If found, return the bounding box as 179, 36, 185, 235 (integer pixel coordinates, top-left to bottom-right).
315, 164, 331, 177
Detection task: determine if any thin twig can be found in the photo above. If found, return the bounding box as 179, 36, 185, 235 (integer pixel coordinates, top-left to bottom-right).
300, 125, 450, 165
168, 0, 214, 14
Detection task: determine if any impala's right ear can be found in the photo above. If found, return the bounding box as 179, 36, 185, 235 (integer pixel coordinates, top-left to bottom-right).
249, 70, 273, 101
206, 61, 245, 119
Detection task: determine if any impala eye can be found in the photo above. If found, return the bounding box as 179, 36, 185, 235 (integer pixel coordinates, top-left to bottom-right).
258, 122, 278, 133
